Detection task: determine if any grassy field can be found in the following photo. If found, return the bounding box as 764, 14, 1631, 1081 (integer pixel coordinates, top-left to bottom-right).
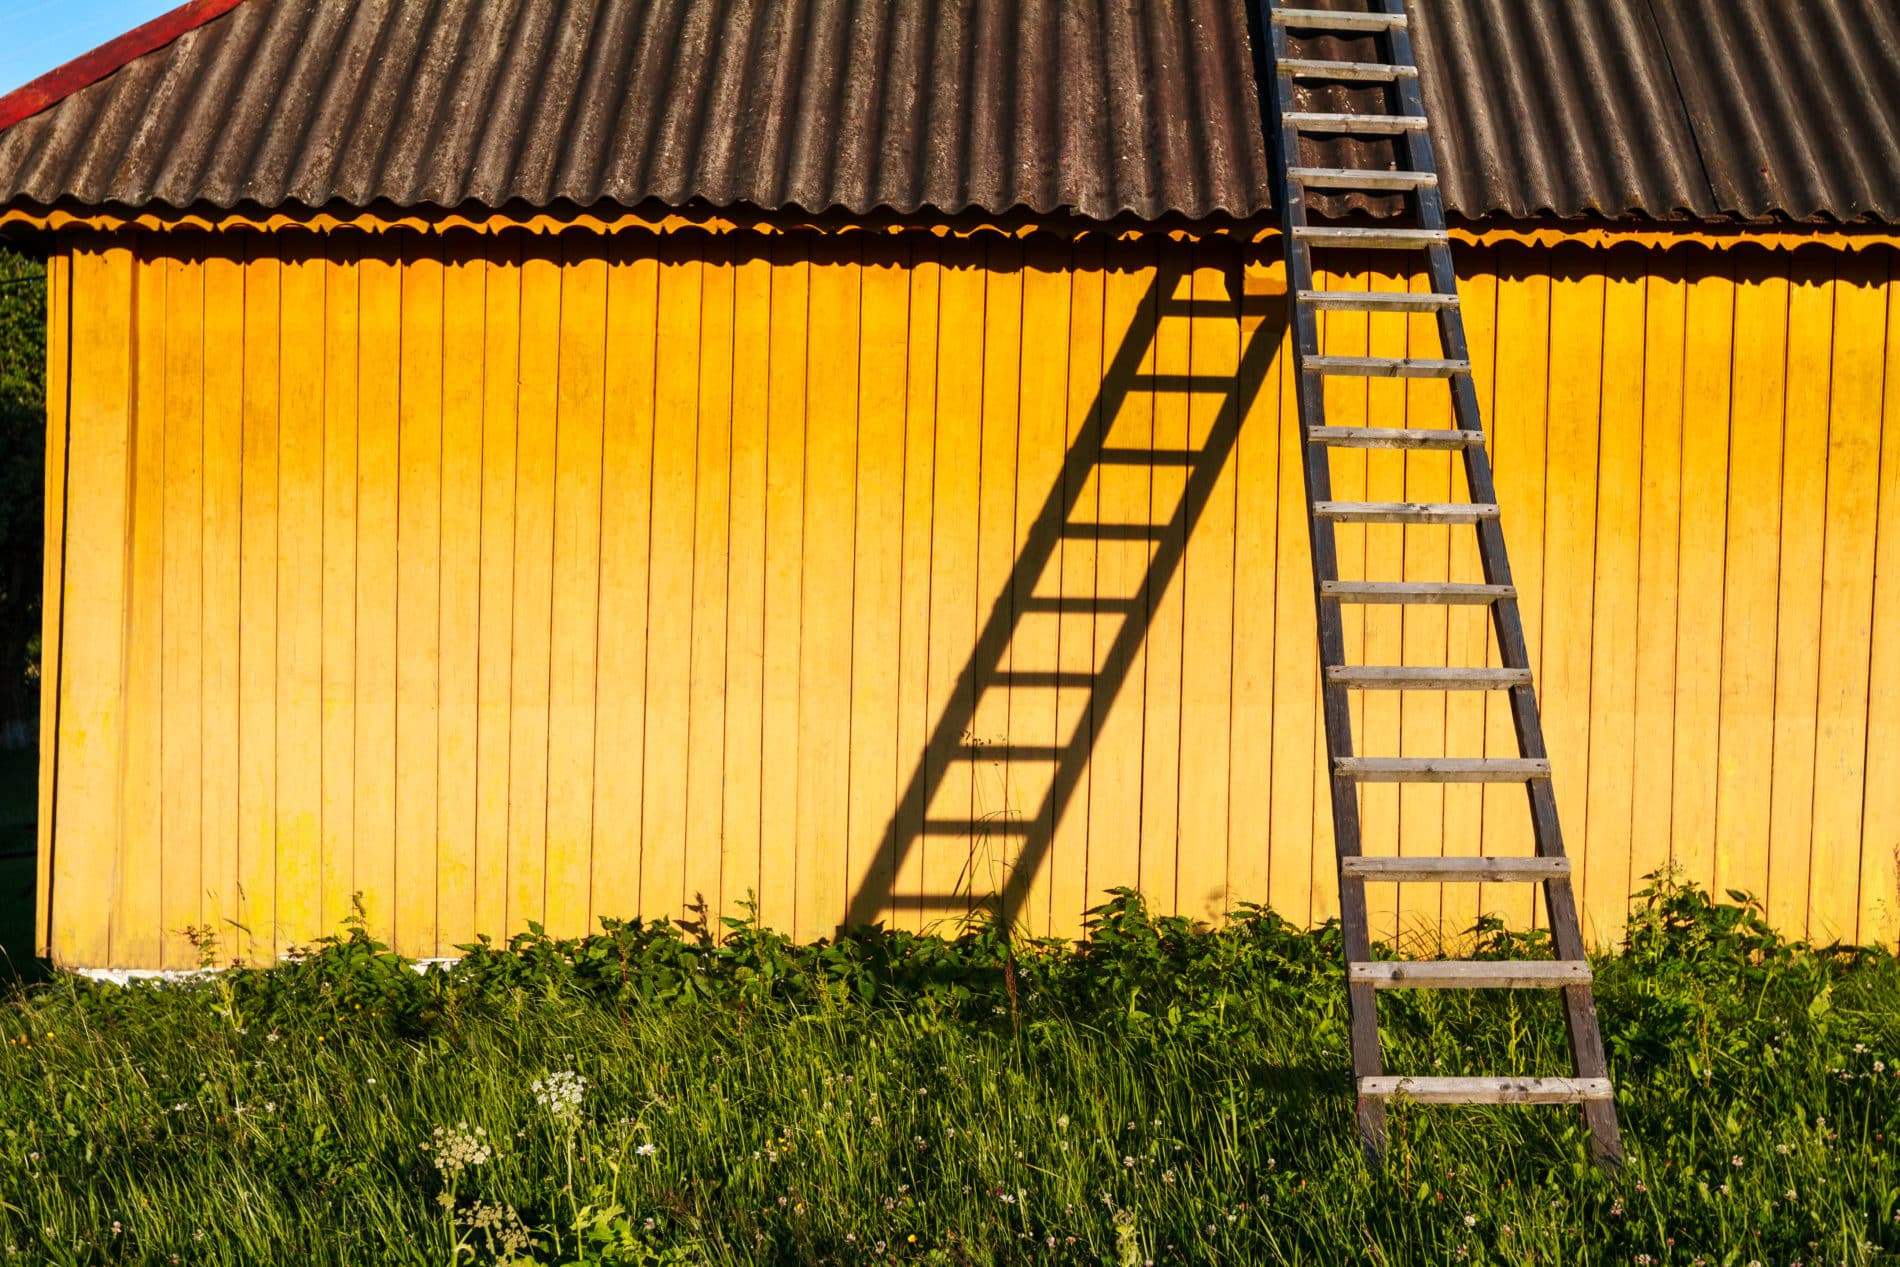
0, 880, 1894, 1266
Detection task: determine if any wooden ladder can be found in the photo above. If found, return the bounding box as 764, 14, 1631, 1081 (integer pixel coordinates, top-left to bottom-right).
1263, 0, 1624, 1164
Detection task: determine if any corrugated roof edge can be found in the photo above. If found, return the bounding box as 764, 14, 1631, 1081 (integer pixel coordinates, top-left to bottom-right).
7, 199, 1897, 256
0, 193, 1282, 238
0, 0, 251, 134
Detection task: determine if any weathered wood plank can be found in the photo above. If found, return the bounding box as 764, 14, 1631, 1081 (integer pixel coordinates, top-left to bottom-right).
1327, 666, 1530, 689
1341, 855, 1569, 882
1350, 959, 1590, 988
1336, 756, 1550, 782
1360, 1076, 1614, 1103
1313, 500, 1497, 524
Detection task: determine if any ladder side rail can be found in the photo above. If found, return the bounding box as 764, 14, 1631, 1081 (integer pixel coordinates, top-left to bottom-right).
1379, 0, 1624, 1166
1266, 8, 1387, 1157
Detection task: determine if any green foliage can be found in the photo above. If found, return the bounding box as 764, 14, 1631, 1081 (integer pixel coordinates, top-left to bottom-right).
0, 247, 42, 737
0, 874, 1895, 1264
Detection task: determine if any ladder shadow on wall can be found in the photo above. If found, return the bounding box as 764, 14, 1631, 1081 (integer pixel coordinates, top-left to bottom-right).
842, 261, 1289, 934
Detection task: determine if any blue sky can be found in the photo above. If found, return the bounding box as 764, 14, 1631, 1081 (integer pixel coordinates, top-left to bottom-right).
0, 0, 180, 97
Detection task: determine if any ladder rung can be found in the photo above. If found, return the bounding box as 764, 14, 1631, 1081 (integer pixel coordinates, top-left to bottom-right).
1271, 7, 1408, 31
1350, 959, 1590, 988
1294, 226, 1449, 250
1335, 757, 1551, 782
1321, 581, 1514, 605
1305, 355, 1471, 378
1308, 426, 1483, 450
1313, 501, 1498, 524
1289, 167, 1436, 191
1341, 855, 1570, 883
1276, 58, 1419, 82
1327, 666, 1531, 690
1285, 111, 1429, 135
1360, 1076, 1613, 1104
1299, 290, 1458, 312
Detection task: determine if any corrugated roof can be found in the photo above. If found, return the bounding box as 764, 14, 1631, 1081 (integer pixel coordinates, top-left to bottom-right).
0, 0, 1895, 227
0, 0, 1272, 224
1409, 0, 1900, 224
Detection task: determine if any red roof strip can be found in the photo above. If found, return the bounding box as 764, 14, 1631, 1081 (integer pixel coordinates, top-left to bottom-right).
0, 0, 251, 135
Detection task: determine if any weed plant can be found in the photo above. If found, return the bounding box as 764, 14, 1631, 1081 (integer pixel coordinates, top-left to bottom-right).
0, 875, 1894, 1265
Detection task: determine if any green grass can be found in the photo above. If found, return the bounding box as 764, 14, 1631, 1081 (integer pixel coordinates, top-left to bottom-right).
0, 881, 1895, 1266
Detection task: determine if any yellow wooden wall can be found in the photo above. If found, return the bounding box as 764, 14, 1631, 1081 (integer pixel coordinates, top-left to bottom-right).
37, 225, 1900, 967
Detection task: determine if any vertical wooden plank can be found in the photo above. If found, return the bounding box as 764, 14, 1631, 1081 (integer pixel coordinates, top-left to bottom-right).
970, 239, 1021, 919
546, 244, 607, 938
1009, 239, 1073, 934
1139, 243, 1188, 915
474, 234, 522, 938
354, 235, 401, 943
641, 235, 700, 922
507, 239, 560, 934
1441, 243, 1498, 941
160, 250, 206, 968
796, 236, 860, 939
722, 241, 771, 921
1808, 250, 1885, 942
1226, 252, 1279, 918
275, 239, 325, 953
36, 247, 69, 958
1714, 249, 1788, 905
1396, 259, 1449, 943
437, 236, 486, 950
1541, 249, 1604, 935
202, 239, 245, 956
51, 240, 135, 967
1178, 245, 1239, 924
1860, 251, 1900, 948
686, 237, 734, 919
922, 237, 984, 925
1359, 262, 1406, 943
1083, 241, 1155, 906
1672, 247, 1736, 899
592, 234, 657, 923
320, 236, 359, 940
1765, 248, 1834, 935
1316, 250, 1375, 929
238, 239, 280, 964
892, 242, 941, 932
1047, 240, 1103, 936
1580, 253, 1646, 944
758, 234, 808, 934
1629, 248, 1686, 902
1261, 248, 1317, 926
1482, 246, 1548, 931
116, 248, 166, 968
845, 238, 909, 929
394, 235, 443, 958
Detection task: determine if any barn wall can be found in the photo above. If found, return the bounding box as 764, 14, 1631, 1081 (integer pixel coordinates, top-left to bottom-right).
38, 225, 1900, 968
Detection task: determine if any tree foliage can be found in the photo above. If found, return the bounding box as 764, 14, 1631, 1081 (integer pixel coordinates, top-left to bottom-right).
0, 245, 42, 743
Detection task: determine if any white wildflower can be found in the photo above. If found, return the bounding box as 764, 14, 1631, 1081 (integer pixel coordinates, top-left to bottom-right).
426, 1123, 493, 1178
531, 1070, 589, 1119
636, 1143, 656, 1157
